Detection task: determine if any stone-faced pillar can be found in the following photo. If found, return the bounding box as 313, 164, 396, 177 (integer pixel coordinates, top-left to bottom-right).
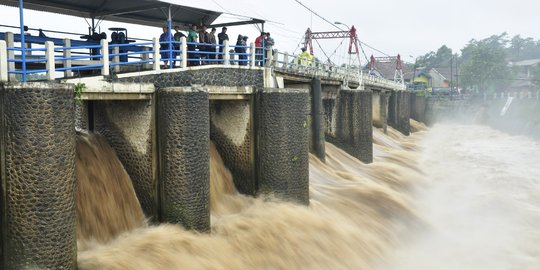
331, 89, 373, 163
0, 82, 76, 269
310, 77, 325, 161
397, 91, 411, 135
388, 90, 398, 129
157, 86, 209, 232
256, 88, 309, 205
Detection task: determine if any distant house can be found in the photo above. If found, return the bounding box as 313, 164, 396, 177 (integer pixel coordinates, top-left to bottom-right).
364, 56, 411, 83
411, 70, 432, 90
509, 59, 540, 78
410, 68, 451, 90
508, 59, 540, 92
428, 68, 450, 88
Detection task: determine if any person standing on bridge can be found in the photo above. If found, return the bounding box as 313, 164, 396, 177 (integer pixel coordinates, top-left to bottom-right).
255, 32, 267, 66
218, 27, 229, 61
187, 24, 199, 66
159, 26, 175, 68
198, 25, 210, 65
264, 32, 275, 65
173, 26, 186, 67
298, 47, 313, 67
208, 27, 217, 62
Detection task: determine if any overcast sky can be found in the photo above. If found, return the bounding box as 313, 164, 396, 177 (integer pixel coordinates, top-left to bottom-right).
1, 0, 539, 64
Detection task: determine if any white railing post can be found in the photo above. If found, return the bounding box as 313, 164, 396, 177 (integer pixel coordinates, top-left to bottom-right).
45, 41, 55, 81
180, 36, 187, 68
249, 42, 255, 67
0, 40, 7, 81
112, 46, 120, 73
5, 32, 15, 81
100, 39, 109, 76
272, 49, 278, 68
265, 48, 273, 67
223, 40, 230, 66
153, 37, 160, 71
142, 47, 151, 70
63, 39, 73, 78
283, 52, 289, 69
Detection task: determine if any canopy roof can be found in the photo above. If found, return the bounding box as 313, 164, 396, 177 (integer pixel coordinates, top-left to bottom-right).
0, 0, 264, 29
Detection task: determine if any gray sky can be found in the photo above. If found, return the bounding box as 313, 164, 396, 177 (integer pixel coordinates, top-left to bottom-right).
1, 0, 539, 64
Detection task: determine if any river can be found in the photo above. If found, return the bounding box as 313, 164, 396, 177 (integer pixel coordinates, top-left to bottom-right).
75, 122, 540, 269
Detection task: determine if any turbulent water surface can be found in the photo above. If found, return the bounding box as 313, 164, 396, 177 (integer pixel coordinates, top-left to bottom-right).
75, 122, 540, 270
379, 124, 540, 270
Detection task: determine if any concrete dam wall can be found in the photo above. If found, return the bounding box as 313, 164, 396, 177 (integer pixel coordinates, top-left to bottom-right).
0, 67, 414, 269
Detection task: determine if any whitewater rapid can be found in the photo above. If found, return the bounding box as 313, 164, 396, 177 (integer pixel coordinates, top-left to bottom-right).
378, 123, 540, 270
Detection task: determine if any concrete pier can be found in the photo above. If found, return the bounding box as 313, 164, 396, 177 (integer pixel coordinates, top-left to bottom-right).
388, 90, 411, 135
327, 89, 373, 164
0, 83, 76, 269
310, 77, 326, 161
157, 86, 210, 232
256, 88, 310, 204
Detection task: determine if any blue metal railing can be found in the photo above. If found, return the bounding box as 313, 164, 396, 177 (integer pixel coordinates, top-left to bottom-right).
1, 31, 271, 81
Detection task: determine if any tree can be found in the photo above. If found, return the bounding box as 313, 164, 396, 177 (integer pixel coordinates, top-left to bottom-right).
460, 35, 511, 93
507, 35, 540, 61
416, 45, 453, 69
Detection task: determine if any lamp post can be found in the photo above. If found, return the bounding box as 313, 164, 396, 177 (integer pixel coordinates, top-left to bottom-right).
334, 21, 350, 30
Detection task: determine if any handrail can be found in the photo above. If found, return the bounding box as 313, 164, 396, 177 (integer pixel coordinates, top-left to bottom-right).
0, 30, 406, 89
271, 50, 405, 90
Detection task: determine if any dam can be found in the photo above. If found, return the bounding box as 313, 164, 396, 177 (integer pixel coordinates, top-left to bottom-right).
1, 0, 540, 269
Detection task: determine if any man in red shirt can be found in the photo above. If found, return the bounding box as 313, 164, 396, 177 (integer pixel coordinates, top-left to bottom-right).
254, 32, 267, 66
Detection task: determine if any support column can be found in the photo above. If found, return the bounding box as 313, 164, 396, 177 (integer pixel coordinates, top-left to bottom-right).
330, 89, 373, 163
396, 91, 411, 135
157, 86, 209, 232
310, 77, 325, 161
381, 90, 389, 134
256, 88, 309, 205
388, 90, 398, 129
411, 93, 426, 123
1, 82, 76, 269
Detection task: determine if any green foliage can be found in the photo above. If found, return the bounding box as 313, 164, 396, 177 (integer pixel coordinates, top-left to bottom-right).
459, 34, 511, 92
416, 45, 453, 69
507, 35, 540, 61
74, 83, 86, 104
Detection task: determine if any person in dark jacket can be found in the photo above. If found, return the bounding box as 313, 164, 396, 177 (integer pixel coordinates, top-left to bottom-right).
235, 34, 248, 66
159, 26, 175, 68
217, 27, 229, 61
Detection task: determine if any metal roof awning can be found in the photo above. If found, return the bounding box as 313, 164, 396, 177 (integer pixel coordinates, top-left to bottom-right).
0, 0, 265, 29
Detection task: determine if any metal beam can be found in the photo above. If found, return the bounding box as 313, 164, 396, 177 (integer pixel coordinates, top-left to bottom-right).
92, 3, 165, 17
210, 19, 265, 28
310, 31, 350, 39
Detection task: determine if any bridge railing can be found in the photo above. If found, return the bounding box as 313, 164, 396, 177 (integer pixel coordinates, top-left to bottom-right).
0, 31, 406, 90
268, 49, 406, 90
0, 32, 271, 81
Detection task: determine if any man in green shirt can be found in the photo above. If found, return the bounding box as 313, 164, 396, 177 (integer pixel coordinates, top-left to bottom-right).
187, 25, 199, 66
